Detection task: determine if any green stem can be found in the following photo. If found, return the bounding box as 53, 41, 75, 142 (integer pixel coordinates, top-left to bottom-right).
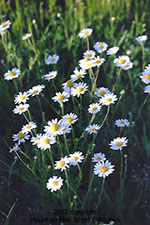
64, 170, 71, 207
37, 96, 46, 124
64, 134, 69, 155
96, 178, 105, 210
86, 37, 90, 50
99, 105, 110, 129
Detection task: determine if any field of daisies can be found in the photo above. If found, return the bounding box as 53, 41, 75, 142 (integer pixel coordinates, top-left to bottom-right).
0, 1, 150, 225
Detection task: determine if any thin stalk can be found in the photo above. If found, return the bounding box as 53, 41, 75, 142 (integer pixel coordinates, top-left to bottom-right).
64, 170, 71, 207
64, 134, 69, 155
86, 37, 90, 50
99, 105, 110, 129
96, 178, 105, 211
37, 96, 46, 124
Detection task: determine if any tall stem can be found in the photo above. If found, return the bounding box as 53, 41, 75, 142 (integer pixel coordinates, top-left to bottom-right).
96, 178, 105, 211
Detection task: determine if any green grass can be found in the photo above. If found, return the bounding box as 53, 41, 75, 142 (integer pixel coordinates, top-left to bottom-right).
0, 0, 150, 225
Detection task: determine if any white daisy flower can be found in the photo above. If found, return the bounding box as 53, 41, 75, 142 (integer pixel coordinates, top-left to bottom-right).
85, 124, 100, 134
22, 122, 37, 134
14, 91, 30, 104
69, 151, 84, 166
144, 85, 150, 94
31, 134, 42, 145
93, 42, 108, 53
92, 152, 106, 163
78, 28, 92, 39
94, 160, 114, 178
93, 56, 105, 67
106, 46, 119, 55
44, 119, 63, 136
28, 85, 45, 97
121, 61, 133, 70
45, 54, 59, 65
79, 58, 95, 70
100, 93, 118, 106
136, 35, 147, 42
13, 131, 30, 145
61, 126, 71, 135
95, 87, 111, 98
114, 56, 130, 67
47, 176, 63, 192
145, 64, 150, 70
88, 103, 101, 114
54, 156, 70, 171
71, 68, 86, 82
0, 20, 11, 34
109, 137, 128, 150
115, 119, 130, 127
83, 50, 96, 59
22, 33, 32, 40
13, 104, 29, 115
62, 79, 74, 93
4, 68, 21, 80
62, 113, 78, 125
37, 134, 56, 151
71, 82, 88, 97
43, 71, 57, 81
140, 70, 150, 84
52, 91, 69, 104
9, 143, 19, 153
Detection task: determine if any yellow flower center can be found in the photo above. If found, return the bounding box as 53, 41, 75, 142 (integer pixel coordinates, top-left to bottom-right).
19, 107, 24, 111
51, 123, 59, 132
98, 45, 103, 49
100, 166, 108, 172
118, 59, 125, 64
91, 128, 96, 131
120, 121, 125, 124
105, 98, 112, 102
96, 157, 101, 161
83, 31, 89, 36
58, 94, 65, 100
50, 58, 55, 62
49, 75, 54, 78
19, 96, 25, 100
66, 117, 73, 123
67, 80, 73, 87
99, 90, 106, 96
76, 73, 81, 78
2, 23, 7, 28
26, 125, 31, 129
42, 138, 50, 145
116, 141, 123, 146
33, 89, 38, 94
72, 156, 79, 161
84, 57, 89, 62
148, 88, 150, 92
58, 160, 65, 167
145, 74, 150, 80
18, 132, 24, 139
96, 60, 100, 64
9, 72, 16, 77
36, 137, 40, 142
52, 181, 58, 186
92, 106, 97, 110
88, 54, 92, 58
76, 87, 82, 93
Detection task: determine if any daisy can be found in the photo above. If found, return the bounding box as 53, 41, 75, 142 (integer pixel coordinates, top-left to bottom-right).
44, 118, 63, 136
47, 176, 63, 192
85, 124, 100, 134
71, 82, 88, 97
145, 64, 150, 70
93, 56, 105, 67
88, 103, 101, 114
22, 33, 32, 40
43, 71, 57, 81
9, 143, 19, 153
109, 137, 128, 150
121, 61, 133, 70
4, 68, 21, 80
61, 126, 71, 135
106, 46, 119, 55
13, 104, 29, 115
69, 151, 84, 166
136, 35, 147, 42
140, 70, 150, 84
95, 87, 111, 98
100, 93, 118, 106
14, 91, 30, 104
144, 85, 150, 94
115, 119, 130, 127
114, 56, 130, 67
22, 122, 37, 134
62, 79, 74, 93
52, 91, 69, 104
92, 152, 106, 163
83, 50, 96, 59
31, 134, 42, 145
0, 20, 11, 34
71, 68, 86, 82
62, 113, 78, 125
93, 42, 108, 53
37, 134, 56, 150
78, 28, 92, 39
54, 156, 70, 171
94, 160, 114, 178
45, 54, 59, 65
13, 131, 30, 145
79, 58, 95, 70
28, 85, 45, 97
